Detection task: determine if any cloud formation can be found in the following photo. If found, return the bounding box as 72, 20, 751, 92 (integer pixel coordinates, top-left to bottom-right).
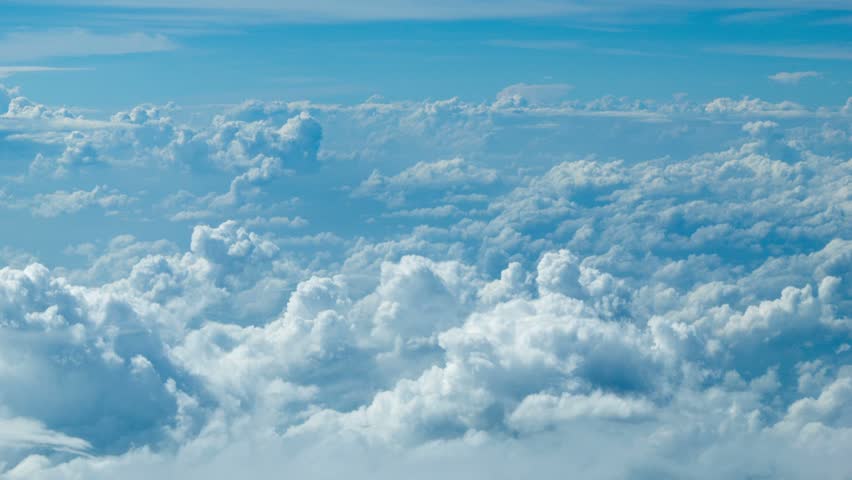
0, 30, 175, 61
0, 79, 850, 480
769, 71, 822, 85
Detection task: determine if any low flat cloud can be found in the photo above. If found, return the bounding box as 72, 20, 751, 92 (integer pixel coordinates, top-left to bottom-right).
0, 66, 90, 78
710, 44, 852, 60
0, 29, 176, 62
769, 71, 822, 84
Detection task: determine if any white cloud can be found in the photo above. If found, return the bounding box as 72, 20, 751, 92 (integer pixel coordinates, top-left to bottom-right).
382, 205, 465, 219
28, 186, 133, 217
355, 157, 497, 205
704, 96, 807, 116
495, 83, 574, 107
0, 66, 89, 79
774, 368, 852, 434
0, 417, 91, 453
244, 216, 308, 228
742, 120, 778, 135
712, 44, 852, 60
769, 71, 822, 85
508, 391, 655, 433
0, 79, 851, 479
0, 30, 176, 62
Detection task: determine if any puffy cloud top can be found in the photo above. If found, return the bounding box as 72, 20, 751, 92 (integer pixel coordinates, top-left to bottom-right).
0, 81, 850, 480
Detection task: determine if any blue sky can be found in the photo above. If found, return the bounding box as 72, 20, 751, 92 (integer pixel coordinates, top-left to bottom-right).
3, 2, 852, 108
0, 2, 851, 479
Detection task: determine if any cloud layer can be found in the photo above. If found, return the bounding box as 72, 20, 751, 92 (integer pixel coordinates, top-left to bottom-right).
0, 80, 850, 479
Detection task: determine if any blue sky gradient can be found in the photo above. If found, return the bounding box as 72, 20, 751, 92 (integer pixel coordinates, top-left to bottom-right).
0, 2, 850, 479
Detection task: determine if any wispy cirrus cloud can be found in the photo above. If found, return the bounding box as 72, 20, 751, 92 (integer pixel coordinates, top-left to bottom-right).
709, 43, 852, 60
769, 70, 822, 84
0, 66, 90, 78
0, 29, 176, 62
718, 9, 799, 24
0, 417, 91, 454
485, 39, 582, 50
14, 0, 852, 20
485, 39, 664, 57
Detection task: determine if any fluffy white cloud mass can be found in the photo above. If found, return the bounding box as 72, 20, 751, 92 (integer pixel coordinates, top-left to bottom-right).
0, 82, 851, 479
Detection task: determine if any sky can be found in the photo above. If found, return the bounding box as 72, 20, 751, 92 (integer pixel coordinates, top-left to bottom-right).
0, 1, 851, 479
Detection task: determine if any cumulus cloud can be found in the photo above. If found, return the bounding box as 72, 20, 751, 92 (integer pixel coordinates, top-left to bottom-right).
0, 80, 851, 479
495, 83, 574, 106
27, 186, 133, 217
704, 96, 807, 116
742, 120, 778, 135
244, 215, 308, 228
507, 391, 655, 432
355, 157, 498, 205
